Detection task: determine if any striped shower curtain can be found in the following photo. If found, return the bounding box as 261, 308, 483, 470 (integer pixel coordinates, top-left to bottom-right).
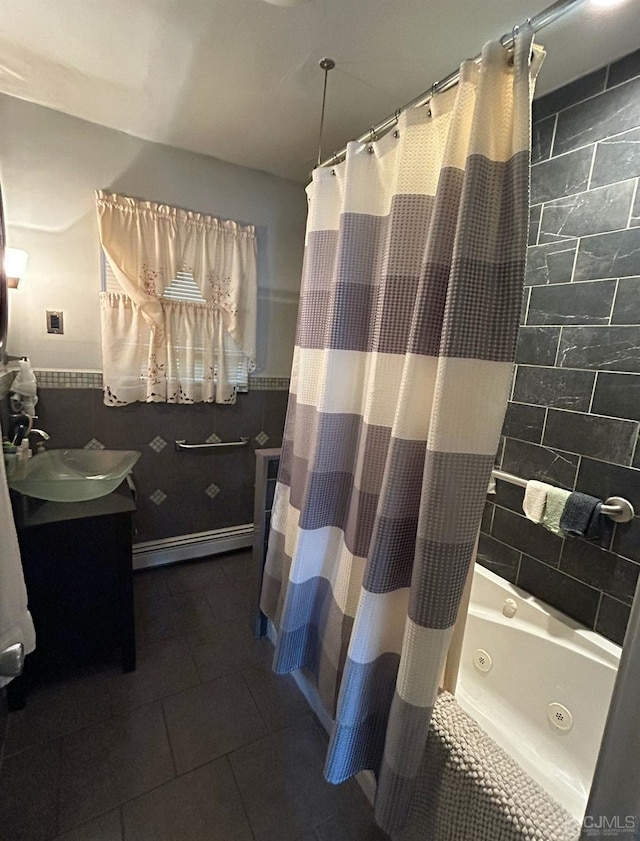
261, 27, 543, 835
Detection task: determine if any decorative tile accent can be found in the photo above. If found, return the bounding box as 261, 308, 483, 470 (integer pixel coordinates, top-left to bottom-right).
149, 435, 168, 453
248, 376, 290, 391
205, 483, 220, 499
35, 371, 103, 389
84, 438, 106, 450
150, 489, 167, 506
32, 371, 290, 392
206, 432, 222, 444
255, 431, 269, 446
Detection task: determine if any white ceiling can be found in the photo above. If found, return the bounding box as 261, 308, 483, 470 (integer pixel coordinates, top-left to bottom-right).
0, 0, 639, 183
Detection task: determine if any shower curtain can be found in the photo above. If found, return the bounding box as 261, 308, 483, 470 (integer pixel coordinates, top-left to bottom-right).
261, 27, 543, 835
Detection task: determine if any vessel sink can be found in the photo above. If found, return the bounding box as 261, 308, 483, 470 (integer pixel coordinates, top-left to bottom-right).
8, 449, 141, 502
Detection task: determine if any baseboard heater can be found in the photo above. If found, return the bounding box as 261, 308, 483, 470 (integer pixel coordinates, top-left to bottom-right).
132, 523, 254, 570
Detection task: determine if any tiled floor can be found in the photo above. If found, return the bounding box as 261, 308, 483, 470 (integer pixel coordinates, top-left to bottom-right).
0, 550, 387, 841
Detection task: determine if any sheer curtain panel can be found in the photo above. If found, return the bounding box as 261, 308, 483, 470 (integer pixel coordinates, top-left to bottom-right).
96, 192, 257, 405
261, 28, 543, 835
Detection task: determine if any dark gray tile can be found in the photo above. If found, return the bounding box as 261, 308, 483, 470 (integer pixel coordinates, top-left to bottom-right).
492, 507, 563, 566
530, 148, 592, 205
512, 366, 595, 411
517, 555, 601, 628
558, 326, 640, 373
543, 409, 638, 464
576, 458, 640, 512
591, 127, 640, 188
229, 718, 361, 841
0, 739, 61, 841
532, 117, 555, 165
574, 229, 640, 281
592, 372, 640, 421
612, 277, 640, 325
133, 569, 170, 604
36, 389, 95, 449
554, 75, 640, 155
502, 402, 545, 443
477, 534, 521, 585
162, 674, 267, 775
501, 438, 579, 490
560, 539, 640, 604
608, 48, 640, 88
221, 549, 255, 582
528, 281, 615, 326
528, 203, 542, 246
163, 557, 228, 595
539, 181, 635, 242
595, 595, 631, 646
187, 619, 267, 683
241, 662, 310, 733
122, 757, 251, 841
526, 240, 578, 285
515, 326, 561, 366
58, 703, 175, 833
108, 637, 200, 715
533, 68, 607, 121
135, 589, 216, 646
481, 502, 493, 535
54, 810, 123, 841
313, 805, 388, 841
613, 516, 640, 563
491, 479, 526, 514
214, 392, 265, 443
206, 577, 256, 623
4, 668, 113, 756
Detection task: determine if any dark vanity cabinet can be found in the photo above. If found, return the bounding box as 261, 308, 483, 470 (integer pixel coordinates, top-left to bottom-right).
10, 484, 137, 697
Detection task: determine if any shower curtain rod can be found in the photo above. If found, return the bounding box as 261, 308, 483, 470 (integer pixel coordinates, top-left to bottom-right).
319, 0, 585, 169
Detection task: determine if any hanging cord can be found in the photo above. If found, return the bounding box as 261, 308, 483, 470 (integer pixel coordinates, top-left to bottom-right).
316, 58, 336, 167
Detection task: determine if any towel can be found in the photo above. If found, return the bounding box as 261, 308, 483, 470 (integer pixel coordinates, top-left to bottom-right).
522, 480, 551, 523
585, 502, 614, 546
542, 487, 572, 536
398, 692, 580, 841
0, 418, 36, 687
559, 492, 600, 537
10, 357, 38, 418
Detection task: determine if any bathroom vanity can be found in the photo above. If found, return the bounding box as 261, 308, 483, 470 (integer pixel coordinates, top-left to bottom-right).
9, 482, 137, 701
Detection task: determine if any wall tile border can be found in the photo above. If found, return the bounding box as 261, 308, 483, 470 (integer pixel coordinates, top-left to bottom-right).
33, 371, 291, 391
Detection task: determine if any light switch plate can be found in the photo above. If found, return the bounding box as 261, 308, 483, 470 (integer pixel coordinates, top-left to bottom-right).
46, 310, 64, 334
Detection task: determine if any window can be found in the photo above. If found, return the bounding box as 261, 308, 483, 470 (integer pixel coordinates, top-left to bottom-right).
96, 191, 257, 406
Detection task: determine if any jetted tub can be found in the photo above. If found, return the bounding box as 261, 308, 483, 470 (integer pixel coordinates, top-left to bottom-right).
456, 564, 621, 823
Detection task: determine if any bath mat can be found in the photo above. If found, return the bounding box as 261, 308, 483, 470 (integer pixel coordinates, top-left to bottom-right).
397, 692, 580, 841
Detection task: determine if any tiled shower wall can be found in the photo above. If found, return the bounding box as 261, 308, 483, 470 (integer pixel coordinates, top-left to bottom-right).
30, 375, 289, 543
479, 48, 640, 646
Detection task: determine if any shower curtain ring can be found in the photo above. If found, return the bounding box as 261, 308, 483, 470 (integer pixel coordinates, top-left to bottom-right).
427, 82, 438, 117
393, 109, 401, 138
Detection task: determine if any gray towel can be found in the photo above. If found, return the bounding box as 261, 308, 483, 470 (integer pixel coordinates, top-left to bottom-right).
585, 501, 614, 546
560, 492, 600, 537
398, 692, 579, 841
559, 493, 613, 545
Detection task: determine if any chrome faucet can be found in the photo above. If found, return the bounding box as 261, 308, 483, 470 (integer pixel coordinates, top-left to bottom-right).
29, 428, 50, 453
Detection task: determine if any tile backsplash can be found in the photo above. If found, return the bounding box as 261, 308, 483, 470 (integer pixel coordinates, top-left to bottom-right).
479, 47, 640, 647
26, 379, 289, 543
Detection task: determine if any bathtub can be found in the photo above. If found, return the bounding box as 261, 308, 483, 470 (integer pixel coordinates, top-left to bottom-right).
456, 564, 621, 823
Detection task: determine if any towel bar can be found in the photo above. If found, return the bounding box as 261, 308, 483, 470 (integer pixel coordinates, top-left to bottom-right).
175, 437, 249, 451
491, 469, 635, 523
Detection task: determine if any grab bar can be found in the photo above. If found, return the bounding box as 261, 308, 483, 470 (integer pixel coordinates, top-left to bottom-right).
492, 468, 635, 523
175, 437, 249, 451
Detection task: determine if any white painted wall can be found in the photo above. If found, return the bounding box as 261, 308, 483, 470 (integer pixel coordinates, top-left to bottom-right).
0, 94, 306, 376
